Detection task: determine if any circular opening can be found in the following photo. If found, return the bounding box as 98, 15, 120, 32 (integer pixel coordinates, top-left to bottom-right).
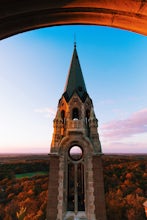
69, 146, 83, 161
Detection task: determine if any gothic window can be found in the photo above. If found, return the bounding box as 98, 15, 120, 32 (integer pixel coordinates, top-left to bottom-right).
85, 109, 90, 137
72, 108, 79, 120
85, 109, 90, 123
67, 163, 74, 211
67, 146, 85, 212
61, 110, 65, 123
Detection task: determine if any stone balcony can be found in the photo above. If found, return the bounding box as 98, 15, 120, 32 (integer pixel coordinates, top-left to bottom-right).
67, 119, 86, 129
66, 120, 86, 135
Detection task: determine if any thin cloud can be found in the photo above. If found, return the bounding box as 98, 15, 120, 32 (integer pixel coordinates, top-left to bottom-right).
34, 107, 56, 118
99, 99, 115, 105
101, 108, 147, 140
102, 141, 147, 153
127, 96, 142, 102
112, 108, 128, 119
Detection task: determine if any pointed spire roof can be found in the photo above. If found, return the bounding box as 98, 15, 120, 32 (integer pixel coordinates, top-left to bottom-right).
63, 44, 88, 102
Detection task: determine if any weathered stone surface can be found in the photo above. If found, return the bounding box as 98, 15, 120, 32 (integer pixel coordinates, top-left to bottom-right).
47, 46, 107, 219
46, 155, 60, 219
93, 155, 107, 220
0, 0, 147, 39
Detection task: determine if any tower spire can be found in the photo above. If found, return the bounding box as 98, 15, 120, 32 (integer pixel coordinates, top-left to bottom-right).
63, 45, 87, 102
74, 33, 76, 48
47, 45, 106, 220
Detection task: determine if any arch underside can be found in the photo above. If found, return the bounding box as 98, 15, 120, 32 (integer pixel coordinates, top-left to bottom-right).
0, 0, 147, 39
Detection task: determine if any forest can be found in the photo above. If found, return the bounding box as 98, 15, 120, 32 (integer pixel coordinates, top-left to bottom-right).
0, 154, 146, 219
102, 155, 147, 220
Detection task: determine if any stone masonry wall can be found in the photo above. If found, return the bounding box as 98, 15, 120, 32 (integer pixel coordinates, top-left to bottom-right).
46, 155, 60, 220
93, 155, 107, 220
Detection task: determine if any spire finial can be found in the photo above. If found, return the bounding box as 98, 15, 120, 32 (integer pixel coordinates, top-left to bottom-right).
74, 33, 76, 48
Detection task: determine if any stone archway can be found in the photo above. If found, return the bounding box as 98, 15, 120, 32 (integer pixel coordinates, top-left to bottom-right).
0, 0, 147, 40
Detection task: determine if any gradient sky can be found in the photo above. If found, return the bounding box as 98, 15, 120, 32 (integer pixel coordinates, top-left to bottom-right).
0, 25, 147, 154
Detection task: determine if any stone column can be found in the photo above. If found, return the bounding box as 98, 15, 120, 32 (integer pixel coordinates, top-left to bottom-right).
46, 154, 60, 220
86, 156, 96, 220
57, 156, 65, 220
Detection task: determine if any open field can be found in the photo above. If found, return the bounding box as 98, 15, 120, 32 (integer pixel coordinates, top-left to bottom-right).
15, 171, 48, 179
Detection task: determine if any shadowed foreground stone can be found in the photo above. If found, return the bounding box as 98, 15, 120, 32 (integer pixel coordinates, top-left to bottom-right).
0, 0, 147, 39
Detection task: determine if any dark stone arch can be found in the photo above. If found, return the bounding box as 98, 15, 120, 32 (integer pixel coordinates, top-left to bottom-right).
1, 0, 147, 40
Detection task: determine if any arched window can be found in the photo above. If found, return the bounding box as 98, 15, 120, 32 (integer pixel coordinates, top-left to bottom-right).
85, 109, 90, 137
72, 108, 79, 120
61, 110, 65, 123
67, 146, 85, 212
85, 109, 90, 124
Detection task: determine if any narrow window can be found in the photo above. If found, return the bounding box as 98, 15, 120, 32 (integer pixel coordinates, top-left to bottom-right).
67, 163, 75, 211
61, 110, 65, 123
85, 109, 90, 136
67, 146, 85, 212
72, 108, 79, 120
85, 109, 90, 123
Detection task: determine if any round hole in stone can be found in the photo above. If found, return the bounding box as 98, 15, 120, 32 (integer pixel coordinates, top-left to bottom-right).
69, 146, 83, 161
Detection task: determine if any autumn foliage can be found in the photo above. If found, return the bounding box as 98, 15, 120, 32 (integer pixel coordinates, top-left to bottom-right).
0, 154, 146, 219
103, 155, 147, 220
0, 158, 49, 220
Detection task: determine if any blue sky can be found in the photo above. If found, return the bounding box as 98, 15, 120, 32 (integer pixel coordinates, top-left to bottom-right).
0, 25, 147, 153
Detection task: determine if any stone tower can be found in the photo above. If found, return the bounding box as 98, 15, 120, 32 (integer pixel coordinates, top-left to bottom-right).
46, 45, 107, 220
